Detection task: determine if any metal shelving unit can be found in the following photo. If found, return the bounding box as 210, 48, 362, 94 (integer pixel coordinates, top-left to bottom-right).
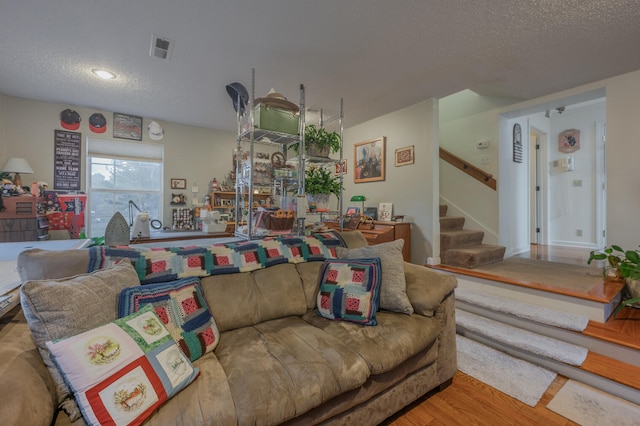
233, 69, 344, 239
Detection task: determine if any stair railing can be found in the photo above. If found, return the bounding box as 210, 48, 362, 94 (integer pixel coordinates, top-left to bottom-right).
439, 147, 496, 190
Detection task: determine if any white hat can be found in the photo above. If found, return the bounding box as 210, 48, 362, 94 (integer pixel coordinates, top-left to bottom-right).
148, 121, 164, 140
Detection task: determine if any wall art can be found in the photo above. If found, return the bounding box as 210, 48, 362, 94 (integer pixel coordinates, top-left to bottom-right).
113, 112, 143, 141
354, 137, 385, 183
53, 130, 81, 190
395, 145, 414, 166
334, 159, 347, 176
513, 123, 523, 163
170, 178, 187, 190
558, 129, 580, 153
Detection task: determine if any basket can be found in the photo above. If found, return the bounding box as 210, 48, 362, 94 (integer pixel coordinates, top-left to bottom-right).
254, 211, 295, 231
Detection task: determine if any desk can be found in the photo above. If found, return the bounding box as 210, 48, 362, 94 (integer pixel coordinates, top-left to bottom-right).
130, 230, 233, 245
325, 220, 411, 261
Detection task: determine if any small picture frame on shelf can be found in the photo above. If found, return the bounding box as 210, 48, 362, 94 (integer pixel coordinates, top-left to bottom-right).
170, 178, 187, 190
345, 206, 360, 217
378, 202, 393, 222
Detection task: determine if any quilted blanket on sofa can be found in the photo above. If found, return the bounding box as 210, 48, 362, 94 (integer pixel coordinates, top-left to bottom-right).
87, 232, 346, 283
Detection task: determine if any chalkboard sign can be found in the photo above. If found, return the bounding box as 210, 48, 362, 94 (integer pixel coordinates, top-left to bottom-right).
54, 130, 81, 190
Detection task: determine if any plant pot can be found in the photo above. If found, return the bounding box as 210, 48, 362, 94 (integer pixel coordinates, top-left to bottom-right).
307, 193, 330, 212
306, 144, 330, 158
625, 278, 640, 308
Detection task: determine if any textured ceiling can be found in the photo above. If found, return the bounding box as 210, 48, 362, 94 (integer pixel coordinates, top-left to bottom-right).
1, 1, 639, 133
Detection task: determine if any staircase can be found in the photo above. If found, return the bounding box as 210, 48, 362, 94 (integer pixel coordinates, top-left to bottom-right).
433, 267, 640, 406
439, 204, 505, 268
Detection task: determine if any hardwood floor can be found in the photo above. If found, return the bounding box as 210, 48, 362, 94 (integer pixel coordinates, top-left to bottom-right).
384, 372, 578, 426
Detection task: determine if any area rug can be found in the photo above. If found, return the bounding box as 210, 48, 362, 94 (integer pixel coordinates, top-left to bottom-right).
456, 310, 588, 365
472, 257, 604, 294
547, 379, 640, 425
456, 335, 557, 407
456, 286, 589, 331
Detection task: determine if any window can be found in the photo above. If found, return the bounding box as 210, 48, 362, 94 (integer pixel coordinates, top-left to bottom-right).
87, 138, 163, 238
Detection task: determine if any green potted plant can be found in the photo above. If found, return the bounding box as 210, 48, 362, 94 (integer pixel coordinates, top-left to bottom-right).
290, 124, 341, 158
303, 166, 342, 212
588, 245, 640, 316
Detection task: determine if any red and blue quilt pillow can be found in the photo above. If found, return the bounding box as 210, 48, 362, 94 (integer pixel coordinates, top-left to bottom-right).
118, 277, 219, 362
316, 257, 382, 326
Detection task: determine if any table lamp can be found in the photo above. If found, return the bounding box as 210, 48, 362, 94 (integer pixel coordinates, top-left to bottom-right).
0, 157, 34, 188
350, 195, 366, 216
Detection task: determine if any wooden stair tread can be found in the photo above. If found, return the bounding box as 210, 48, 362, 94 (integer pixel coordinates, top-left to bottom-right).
431, 263, 621, 304
581, 351, 640, 391
582, 307, 640, 351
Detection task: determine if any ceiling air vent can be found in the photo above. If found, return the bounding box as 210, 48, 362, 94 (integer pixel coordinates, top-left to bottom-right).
150, 34, 174, 60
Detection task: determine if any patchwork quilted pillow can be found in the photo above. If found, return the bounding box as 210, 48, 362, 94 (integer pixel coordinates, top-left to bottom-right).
47, 304, 199, 426
316, 257, 382, 325
336, 239, 413, 314
118, 277, 220, 362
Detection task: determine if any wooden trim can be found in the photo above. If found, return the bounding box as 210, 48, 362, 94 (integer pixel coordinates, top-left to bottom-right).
439, 147, 497, 190
428, 263, 622, 303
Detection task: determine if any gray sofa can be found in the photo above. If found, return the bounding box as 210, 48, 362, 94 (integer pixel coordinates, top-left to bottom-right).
0, 231, 457, 425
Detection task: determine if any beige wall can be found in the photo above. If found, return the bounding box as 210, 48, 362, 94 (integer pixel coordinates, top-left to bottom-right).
344, 99, 439, 265
0, 94, 237, 229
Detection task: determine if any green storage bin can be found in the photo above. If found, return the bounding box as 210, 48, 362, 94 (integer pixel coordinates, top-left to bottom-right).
254, 104, 299, 135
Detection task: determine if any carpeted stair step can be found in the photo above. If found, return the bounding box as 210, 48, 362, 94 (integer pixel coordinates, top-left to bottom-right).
440, 216, 465, 231
439, 204, 448, 217
456, 309, 589, 366
442, 244, 505, 268
455, 287, 589, 331
440, 229, 485, 252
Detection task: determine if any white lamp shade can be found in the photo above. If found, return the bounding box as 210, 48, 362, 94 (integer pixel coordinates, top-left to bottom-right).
1, 157, 34, 174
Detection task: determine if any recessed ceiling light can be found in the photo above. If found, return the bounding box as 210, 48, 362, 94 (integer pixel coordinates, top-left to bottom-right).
92, 69, 116, 80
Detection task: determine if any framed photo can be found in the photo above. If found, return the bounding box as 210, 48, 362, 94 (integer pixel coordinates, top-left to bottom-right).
345, 206, 360, 216
170, 178, 187, 190
354, 137, 385, 183
395, 145, 414, 167
378, 202, 393, 222
334, 159, 347, 176
113, 113, 143, 141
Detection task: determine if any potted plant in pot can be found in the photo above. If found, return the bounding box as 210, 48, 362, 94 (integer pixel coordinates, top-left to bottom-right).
304, 166, 342, 212
588, 245, 640, 316
290, 125, 341, 158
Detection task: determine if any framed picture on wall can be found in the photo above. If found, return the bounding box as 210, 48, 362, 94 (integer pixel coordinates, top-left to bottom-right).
395, 145, 414, 166
113, 113, 143, 141
354, 137, 385, 183
170, 178, 187, 190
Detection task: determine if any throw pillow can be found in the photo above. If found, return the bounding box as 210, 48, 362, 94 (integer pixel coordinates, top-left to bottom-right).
20, 262, 140, 421
47, 304, 199, 426
316, 257, 382, 325
336, 239, 413, 314
118, 277, 220, 361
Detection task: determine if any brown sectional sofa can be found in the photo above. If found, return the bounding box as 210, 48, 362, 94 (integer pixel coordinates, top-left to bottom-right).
0, 231, 457, 425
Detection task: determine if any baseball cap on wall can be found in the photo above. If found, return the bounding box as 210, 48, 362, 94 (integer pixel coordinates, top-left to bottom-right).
60, 109, 81, 130
89, 113, 107, 133
148, 121, 164, 140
